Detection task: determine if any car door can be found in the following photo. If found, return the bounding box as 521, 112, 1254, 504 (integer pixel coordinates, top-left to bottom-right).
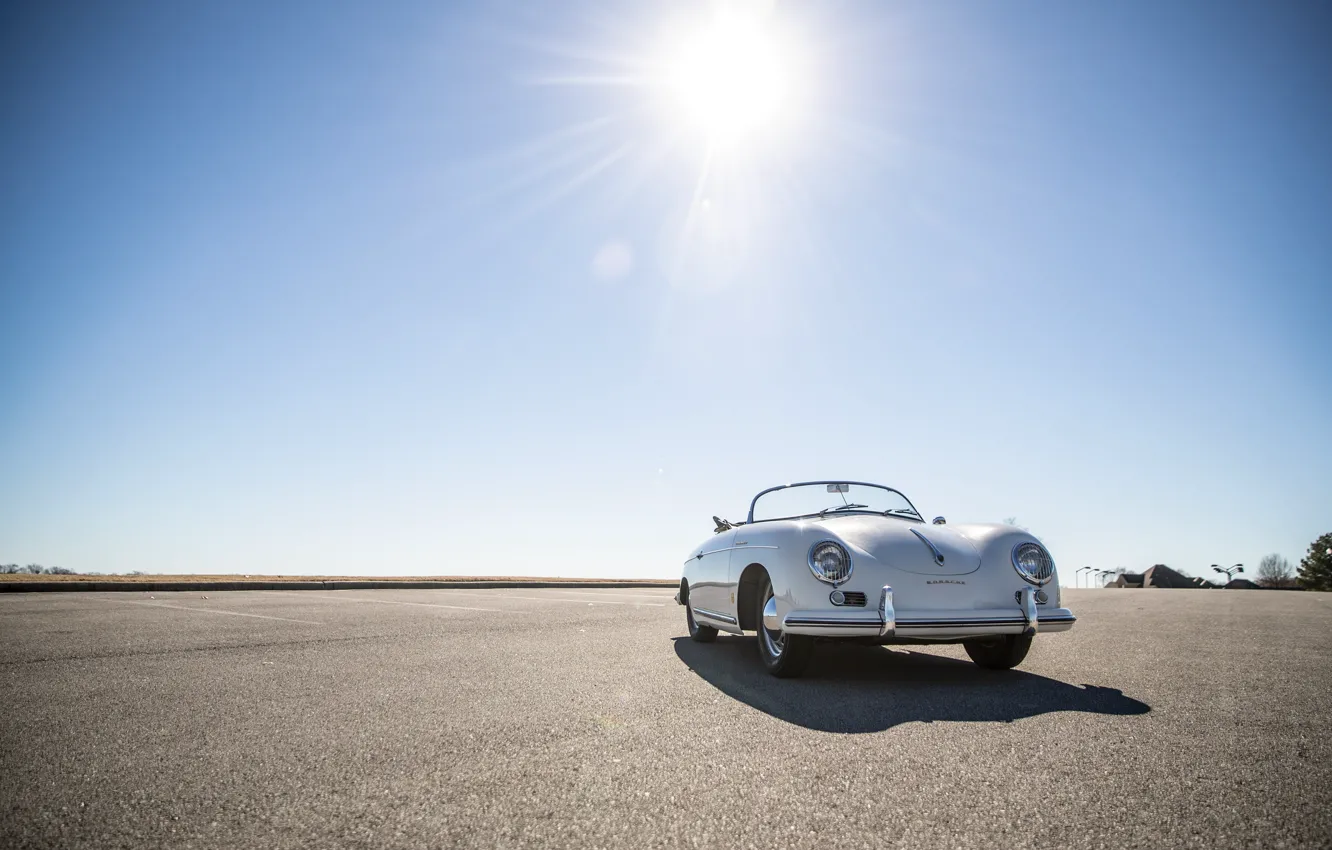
688, 530, 736, 625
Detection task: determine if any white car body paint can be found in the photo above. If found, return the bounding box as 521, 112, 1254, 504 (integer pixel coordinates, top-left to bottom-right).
681, 494, 1075, 642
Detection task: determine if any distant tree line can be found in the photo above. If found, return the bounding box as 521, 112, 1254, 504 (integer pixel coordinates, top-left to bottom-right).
1245, 533, 1332, 591
1, 564, 76, 575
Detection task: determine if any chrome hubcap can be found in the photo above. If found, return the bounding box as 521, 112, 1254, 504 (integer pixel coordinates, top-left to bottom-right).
760, 586, 785, 656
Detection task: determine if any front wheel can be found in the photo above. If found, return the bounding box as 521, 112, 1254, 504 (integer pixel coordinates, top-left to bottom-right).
687, 604, 718, 643
963, 634, 1032, 670
756, 576, 813, 678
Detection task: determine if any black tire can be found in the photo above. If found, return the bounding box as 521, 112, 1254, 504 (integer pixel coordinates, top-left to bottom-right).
687, 604, 718, 643
963, 634, 1032, 670
755, 576, 813, 678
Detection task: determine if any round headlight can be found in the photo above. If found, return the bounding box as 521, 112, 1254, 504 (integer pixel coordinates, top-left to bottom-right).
808, 541, 852, 585
1012, 542, 1054, 585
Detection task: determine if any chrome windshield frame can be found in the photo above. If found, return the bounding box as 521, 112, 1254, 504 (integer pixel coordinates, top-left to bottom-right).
746, 480, 923, 524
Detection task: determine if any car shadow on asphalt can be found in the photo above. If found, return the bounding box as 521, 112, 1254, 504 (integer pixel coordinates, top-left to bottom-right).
673, 636, 1150, 733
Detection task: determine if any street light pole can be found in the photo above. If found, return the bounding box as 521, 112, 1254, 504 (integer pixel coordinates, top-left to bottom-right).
1076, 566, 1093, 588
1211, 563, 1244, 583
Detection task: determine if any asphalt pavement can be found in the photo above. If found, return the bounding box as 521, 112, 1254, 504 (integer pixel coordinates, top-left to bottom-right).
1, 587, 1329, 849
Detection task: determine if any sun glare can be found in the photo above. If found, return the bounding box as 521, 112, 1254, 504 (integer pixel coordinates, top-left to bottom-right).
509, 3, 822, 284
663, 11, 796, 149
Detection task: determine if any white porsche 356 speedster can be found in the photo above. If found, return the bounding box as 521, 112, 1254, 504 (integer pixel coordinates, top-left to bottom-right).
678, 481, 1075, 677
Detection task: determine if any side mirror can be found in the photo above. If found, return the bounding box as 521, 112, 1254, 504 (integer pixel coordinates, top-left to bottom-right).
932, 516, 946, 525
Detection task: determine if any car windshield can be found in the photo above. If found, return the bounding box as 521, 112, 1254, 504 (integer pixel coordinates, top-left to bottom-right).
749, 482, 921, 523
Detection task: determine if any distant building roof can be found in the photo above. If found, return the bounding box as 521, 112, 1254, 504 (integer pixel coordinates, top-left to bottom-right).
1141, 565, 1201, 589
1224, 578, 1261, 590
1107, 566, 1211, 589
1109, 573, 1144, 588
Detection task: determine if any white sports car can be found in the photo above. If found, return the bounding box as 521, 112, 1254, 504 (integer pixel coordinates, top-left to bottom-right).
678, 481, 1075, 677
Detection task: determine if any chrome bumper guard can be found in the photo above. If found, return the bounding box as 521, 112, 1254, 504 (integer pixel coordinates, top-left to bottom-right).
878, 585, 895, 638
1018, 586, 1038, 637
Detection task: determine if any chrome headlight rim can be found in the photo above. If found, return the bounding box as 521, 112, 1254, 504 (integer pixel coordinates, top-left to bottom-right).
1011, 541, 1055, 586
807, 540, 852, 586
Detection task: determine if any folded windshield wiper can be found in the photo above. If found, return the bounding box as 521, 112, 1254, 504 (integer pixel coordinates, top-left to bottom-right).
885, 508, 922, 518
820, 504, 869, 515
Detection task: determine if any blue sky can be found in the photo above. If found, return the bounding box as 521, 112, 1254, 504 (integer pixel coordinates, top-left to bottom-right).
2, 0, 1329, 580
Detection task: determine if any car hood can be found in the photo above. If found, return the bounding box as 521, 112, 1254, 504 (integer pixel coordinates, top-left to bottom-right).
817, 515, 983, 576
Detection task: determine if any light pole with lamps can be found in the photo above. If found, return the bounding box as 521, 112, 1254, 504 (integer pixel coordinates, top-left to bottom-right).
1211, 563, 1244, 583
1076, 566, 1093, 588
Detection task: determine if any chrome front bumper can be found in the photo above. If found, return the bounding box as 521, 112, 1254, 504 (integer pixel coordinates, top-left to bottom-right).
780, 585, 1076, 638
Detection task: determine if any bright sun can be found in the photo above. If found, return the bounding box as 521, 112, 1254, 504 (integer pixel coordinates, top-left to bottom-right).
663, 10, 797, 149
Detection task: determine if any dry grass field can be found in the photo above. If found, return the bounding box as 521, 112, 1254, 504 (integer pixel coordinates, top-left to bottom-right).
0, 573, 675, 585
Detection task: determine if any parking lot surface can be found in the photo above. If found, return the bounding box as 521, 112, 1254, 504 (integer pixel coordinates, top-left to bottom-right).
1, 587, 1329, 848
